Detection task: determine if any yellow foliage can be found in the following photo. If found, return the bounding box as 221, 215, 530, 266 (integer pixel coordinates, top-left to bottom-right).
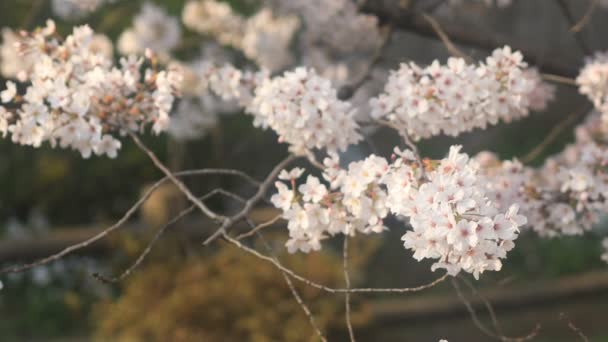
94, 236, 378, 342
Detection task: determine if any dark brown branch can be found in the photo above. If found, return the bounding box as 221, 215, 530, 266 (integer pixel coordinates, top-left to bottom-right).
521, 104, 591, 164
555, 0, 593, 55
421, 12, 472, 61
360, 2, 579, 78
570, 0, 599, 33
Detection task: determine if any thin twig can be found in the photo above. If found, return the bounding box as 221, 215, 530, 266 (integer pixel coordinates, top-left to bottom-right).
203, 154, 297, 246
222, 233, 448, 293
521, 104, 591, 163
376, 119, 426, 179
0, 167, 257, 274
555, 0, 593, 55
93, 204, 194, 283
459, 275, 503, 336
255, 231, 328, 342
280, 269, 328, 342
93, 188, 239, 283
451, 278, 541, 342
236, 215, 283, 240
343, 237, 356, 342
570, 0, 599, 33
131, 132, 227, 223
559, 313, 589, 342
421, 13, 473, 62
541, 73, 578, 86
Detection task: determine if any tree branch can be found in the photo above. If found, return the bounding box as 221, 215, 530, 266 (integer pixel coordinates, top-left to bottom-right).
360, 2, 579, 78
130, 132, 227, 223
203, 154, 298, 245
570, 0, 599, 33
343, 236, 356, 342
93, 188, 242, 283
222, 232, 448, 293
555, 0, 593, 55
451, 278, 541, 342
0, 167, 258, 273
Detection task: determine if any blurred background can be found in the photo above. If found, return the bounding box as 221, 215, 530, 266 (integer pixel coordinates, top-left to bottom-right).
0, 0, 608, 341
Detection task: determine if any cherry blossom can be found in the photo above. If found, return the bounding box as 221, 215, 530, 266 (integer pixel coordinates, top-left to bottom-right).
370, 47, 542, 139
273, 145, 525, 279
182, 0, 299, 72
248, 67, 362, 154
0, 21, 181, 158
577, 52, 608, 120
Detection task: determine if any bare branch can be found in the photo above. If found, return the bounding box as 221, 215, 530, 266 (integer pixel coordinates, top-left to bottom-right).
280, 268, 328, 342
92, 188, 238, 283
421, 13, 472, 62
203, 154, 298, 245
570, 0, 599, 33
343, 236, 356, 342
361, 2, 579, 78
236, 215, 283, 240
222, 232, 448, 293
555, 0, 593, 55
130, 132, 226, 223
541, 73, 578, 86
459, 275, 504, 336
521, 104, 591, 164
255, 231, 328, 342
376, 119, 426, 179
451, 278, 541, 342
93, 203, 194, 283
559, 312, 589, 342
0, 168, 256, 274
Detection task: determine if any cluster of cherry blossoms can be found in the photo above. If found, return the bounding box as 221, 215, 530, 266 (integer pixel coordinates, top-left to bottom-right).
370, 47, 553, 140
273, 146, 526, 278
118, 2, 181, 60
199, 62, 269, 108
1, 27, 113, 81
201, 65, 362, 153
272, 0, 381, 56
390, 146, 525, 278
0, 21, 181, 158
271, 154, 389, 253
249, 68, 362, 154
182, 0, 299, 72
270, 0, 382, 86
577, 52, 608, 120
475, 112, 608, 238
